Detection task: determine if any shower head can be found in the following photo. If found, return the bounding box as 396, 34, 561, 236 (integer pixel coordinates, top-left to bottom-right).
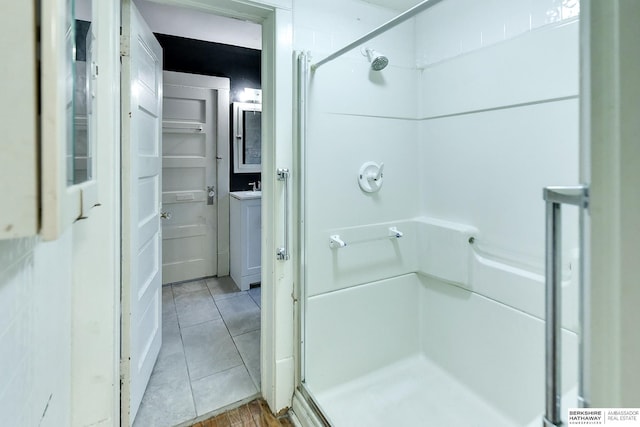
363, 48, 389, 71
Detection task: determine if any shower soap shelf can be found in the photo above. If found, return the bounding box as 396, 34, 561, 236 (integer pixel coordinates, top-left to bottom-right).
329, 227, 403, 249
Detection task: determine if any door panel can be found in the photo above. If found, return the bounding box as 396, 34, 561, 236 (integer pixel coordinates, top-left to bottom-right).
164, 97, 206, 121
163, 132, 206, 156
162, 82, 218, 284
120, 1, 163, 424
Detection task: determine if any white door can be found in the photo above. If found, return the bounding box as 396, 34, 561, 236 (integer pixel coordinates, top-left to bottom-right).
120, 1, 163, 424
161, 76, 218, 284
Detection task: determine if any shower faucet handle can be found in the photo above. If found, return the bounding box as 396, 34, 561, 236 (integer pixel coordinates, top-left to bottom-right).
370, 162, 384, 181
358, 161, 384, 193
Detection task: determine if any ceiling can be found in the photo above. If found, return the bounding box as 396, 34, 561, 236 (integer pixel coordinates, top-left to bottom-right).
361, 0, 423, 12
131, 0, 422, 51
135, 0, 262, 50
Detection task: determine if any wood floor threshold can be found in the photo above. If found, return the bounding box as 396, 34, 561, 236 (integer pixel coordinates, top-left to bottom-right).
190, 399, 294, 427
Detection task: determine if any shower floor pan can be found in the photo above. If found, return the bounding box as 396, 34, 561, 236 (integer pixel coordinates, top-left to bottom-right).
313, 354, 516, 427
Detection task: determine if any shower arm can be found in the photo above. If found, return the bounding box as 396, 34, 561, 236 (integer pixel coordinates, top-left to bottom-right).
311, 0, 446, 70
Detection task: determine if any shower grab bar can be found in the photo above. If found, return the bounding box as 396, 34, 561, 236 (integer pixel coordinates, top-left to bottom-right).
542, 185, 589, 427
311, 0, 446, 70
277, 168, 290, 260
329, 227, 403, 249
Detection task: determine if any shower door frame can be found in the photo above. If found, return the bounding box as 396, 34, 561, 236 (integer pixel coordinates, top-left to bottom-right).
292, 2, 640, 424
581, 0, 640, 404
116, 0, 297, 417
291, 49, 331, 426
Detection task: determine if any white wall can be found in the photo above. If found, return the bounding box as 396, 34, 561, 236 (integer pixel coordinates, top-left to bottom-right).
0, 236, 72, 427
0, 215, 120, 427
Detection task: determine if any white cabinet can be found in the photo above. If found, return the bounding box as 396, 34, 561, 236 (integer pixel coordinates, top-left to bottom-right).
1, 2, 38, 239
230, 191, 262, 290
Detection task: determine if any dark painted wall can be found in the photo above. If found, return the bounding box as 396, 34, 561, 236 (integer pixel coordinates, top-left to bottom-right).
155, 33, 262, 192
75, 21, 91, 61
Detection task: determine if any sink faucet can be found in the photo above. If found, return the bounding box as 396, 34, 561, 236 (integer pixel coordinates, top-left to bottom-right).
248, 182, 258, 191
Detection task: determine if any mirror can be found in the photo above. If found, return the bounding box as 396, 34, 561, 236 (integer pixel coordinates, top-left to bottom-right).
233, 102, 262, 173
72, 0, 94, 184
65, 0, 75, 185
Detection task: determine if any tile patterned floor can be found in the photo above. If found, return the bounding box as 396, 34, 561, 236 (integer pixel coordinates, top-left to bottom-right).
133, 277, 262, 427
191, 399, 294, 427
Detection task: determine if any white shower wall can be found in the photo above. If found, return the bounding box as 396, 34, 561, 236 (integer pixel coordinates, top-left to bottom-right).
414, 0, 580, 67
296, 0, 581, 425
416, 16, 580, 323
294, 0, 421, 298
413, 4, 581, 425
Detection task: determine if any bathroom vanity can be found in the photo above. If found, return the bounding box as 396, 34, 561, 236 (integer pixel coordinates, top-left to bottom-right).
230, 191, 262, 290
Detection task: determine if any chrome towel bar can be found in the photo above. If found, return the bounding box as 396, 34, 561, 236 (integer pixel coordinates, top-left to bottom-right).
329, 227, 404, 249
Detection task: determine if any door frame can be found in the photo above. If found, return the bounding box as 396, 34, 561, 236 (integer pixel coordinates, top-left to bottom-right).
161, 71, 231, 280
119, 0, 295, 417
582, 0, 640, 405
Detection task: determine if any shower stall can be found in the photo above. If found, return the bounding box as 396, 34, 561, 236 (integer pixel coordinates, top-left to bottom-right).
294, 0, 585, 425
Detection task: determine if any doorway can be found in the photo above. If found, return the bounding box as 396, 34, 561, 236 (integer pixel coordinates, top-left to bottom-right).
125, 1, 264, 425
120, 0, 295, 425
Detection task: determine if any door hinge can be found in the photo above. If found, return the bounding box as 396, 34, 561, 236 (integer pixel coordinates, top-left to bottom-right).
120, 35, 130, 57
